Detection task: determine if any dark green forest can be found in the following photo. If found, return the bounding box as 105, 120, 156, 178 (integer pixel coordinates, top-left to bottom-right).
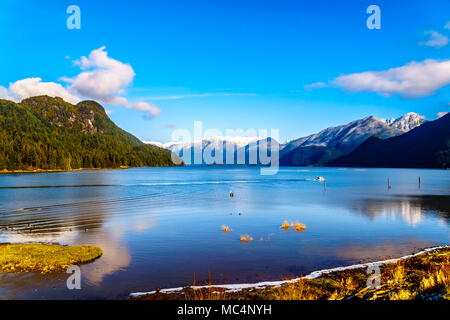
0, 96, 182, 171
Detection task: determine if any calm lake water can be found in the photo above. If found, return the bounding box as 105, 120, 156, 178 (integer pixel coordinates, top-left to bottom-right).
0, 167, 449, 299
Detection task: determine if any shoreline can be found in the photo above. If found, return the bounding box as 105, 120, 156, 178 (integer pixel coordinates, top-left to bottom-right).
0, 166, 133, 175
1, 166, 448, 175
130, 245, 449, 299
0, 243, 103, 274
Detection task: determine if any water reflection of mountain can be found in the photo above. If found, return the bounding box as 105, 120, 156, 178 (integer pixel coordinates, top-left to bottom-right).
350, 195, 450, 226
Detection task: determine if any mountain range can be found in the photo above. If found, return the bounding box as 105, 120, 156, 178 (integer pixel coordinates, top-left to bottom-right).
279, 113, 426, 166
152, 112, 432, 167
328, 112, 450, 168
152, 136, 261, 165
1, 95, 445, 170
385, 112, 426, 132
0, 96, 181, 171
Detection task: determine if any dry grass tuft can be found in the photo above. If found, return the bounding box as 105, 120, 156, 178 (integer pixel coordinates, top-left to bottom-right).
294, 221, 307, 232
280, 220, 307, 232
390, 289, 417, 300
390, 263, 406, 287
187, 287, 225, 300
270, 279, 317, 300
419, 265, 450, 292
280, 221, 290, 230
221, 225, 231, 233
183, 272, 225, 300
240, 234, 254, 242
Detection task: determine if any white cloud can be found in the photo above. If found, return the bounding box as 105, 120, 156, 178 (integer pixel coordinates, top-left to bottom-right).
419, 31, 449, 49
6, 78, 80, 104
0, 47, 160, 118
437, 111, 448, 118
0, 85, 14, 101
64, 47, 135, 99
329, 59, 450, 98
445, 21, 450, 29
130, 101, 161, 117
62, 46, 160, 117
304, 82, 328, 91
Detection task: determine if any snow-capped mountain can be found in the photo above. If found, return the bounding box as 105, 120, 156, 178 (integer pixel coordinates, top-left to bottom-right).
169, 136, 259, 152
328, 112, 450, 169
144, 141, 169, 148
384, 112, 426, 132
236, 137, 281, 165
279, 113, 426, 166
281, 115, 402, 154
146, 112, 427, 166
148, 136, 259, 151
148, 136, 261, 165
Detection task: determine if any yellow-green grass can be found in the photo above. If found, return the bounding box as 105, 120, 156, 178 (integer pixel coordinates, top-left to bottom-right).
251, 248, 450, 300
0, 243, 102, 274
134, 247, 450, 300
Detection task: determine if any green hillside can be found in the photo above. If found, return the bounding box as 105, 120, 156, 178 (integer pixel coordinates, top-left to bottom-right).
0, 96, 182, 171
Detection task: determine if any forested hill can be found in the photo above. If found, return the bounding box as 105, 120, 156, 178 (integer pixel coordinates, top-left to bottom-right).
0, 96, 182, 171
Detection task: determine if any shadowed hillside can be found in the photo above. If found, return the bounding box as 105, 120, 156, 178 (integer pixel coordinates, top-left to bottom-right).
279, 114, 425, 167
327, 113, 450, 169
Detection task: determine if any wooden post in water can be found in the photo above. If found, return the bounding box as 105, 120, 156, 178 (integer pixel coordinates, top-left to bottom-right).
387, 178, 391, 190
324, 180, 327, 192
418, 176, 421, 189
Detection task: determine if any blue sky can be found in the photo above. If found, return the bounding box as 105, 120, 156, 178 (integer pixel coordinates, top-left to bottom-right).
1, 0, 449, 142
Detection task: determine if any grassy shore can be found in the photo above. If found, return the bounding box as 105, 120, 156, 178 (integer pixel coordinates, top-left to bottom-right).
132, 247, 449, 300
0, 243, 102, 274
0, 166, 131, 175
